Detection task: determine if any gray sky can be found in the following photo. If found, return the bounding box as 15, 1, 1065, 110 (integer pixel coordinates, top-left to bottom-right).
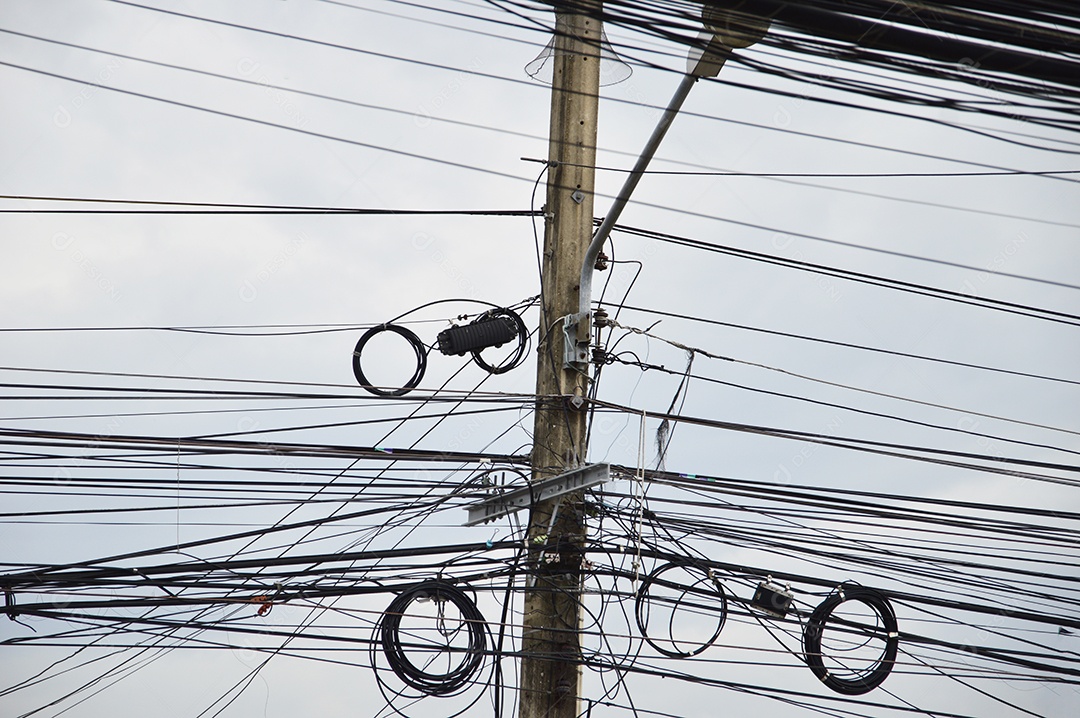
1, 1, 1078, 717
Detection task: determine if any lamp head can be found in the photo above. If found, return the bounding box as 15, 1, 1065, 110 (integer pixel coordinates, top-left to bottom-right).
690, 2, 772, 77
703, 3, 772, 49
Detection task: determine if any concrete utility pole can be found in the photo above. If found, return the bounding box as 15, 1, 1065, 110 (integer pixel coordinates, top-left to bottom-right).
520, 2, 601, 717
519, 4, 771, 716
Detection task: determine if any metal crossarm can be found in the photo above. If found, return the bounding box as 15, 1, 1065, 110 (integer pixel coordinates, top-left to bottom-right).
463, 463, 610, 526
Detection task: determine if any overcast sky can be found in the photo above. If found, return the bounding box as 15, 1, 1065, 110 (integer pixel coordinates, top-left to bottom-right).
1, 1, 1078, 717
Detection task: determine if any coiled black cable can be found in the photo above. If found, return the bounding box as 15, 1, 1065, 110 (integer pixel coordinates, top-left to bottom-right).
378, 580, 488, 696
634, 561, 728, 658
351, 323, 428, 396
469, 307, 528, 375
802, 584, 899, 695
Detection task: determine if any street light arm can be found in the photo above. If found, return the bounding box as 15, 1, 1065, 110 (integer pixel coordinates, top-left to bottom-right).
570, 9, 771, 367
578, 70, 699, 324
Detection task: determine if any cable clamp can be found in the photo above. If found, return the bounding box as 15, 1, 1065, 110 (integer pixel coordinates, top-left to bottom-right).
561, 313, 589, 367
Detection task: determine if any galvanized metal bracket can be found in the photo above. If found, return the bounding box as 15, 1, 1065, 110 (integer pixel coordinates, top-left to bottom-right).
463, 463, 611, 526
562, 313, 590, 368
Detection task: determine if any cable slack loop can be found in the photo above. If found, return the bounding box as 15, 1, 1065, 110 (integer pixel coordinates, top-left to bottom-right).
635, 561, 728, 658
802, 584, 899, 695
376, 580, 489, 697
467, 307, 528, 375
351, 323, 428, 396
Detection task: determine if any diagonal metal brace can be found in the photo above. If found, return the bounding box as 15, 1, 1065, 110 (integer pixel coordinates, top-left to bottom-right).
463, 463, 610, 527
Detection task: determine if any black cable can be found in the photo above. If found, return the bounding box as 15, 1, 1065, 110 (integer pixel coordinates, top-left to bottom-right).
14, 28, 1075, 233
191, 404, 523, 440
351, 324, 429, 397
4, 57, 1071, 294
605, 302, 1080, 387
588, 399, 1080, 483
611, 223, 1080, 321
634, 560, 727, 658
531, 158, 1080, 179
0, 360, 532, 396
9, 11, 1073, 260
469, 308, 530, 375
0, 194, 543, 216
206, 360, 518, 714
607, 355, 1080, 455
0, 428, 524, 467
593, 0, 1080, 104
0, 59, 528, 184
802, 584, 899, 695
377, 580, 488, 695
529, 163, 549, 333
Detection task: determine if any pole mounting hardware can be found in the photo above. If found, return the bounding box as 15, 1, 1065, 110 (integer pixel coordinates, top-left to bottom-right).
561, 312, 591, 367
463, 463, 611, 526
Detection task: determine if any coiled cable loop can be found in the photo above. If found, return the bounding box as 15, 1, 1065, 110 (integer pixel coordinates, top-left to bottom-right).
634, 561, 728, 658
378, 580, 488, 696
802, 584, 899, 695
469, 307, 528, 375
351, 323, 428, 396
